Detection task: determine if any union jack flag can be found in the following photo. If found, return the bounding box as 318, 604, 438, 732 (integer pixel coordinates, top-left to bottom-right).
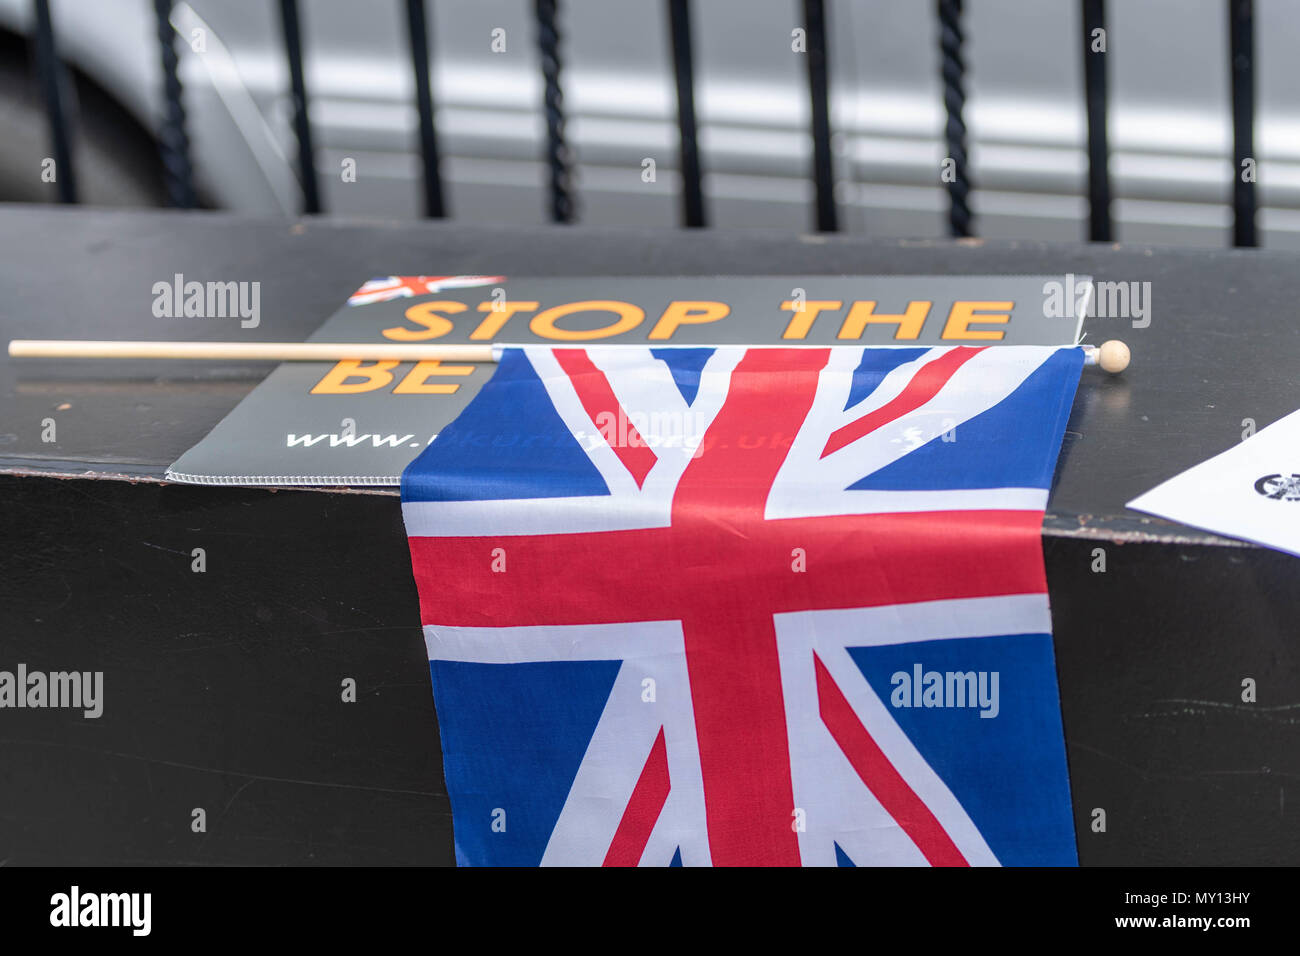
347, 275, 505, 306
402, 345, 1083, 866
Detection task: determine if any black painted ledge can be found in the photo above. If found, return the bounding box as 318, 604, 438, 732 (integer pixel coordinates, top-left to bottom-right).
2, 207, 1297, 864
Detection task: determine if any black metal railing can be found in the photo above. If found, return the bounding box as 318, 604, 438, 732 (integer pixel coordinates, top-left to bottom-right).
668, 0, 704, 227
1081, 0, 1111, 242
937, 0, 971, 238
277, 0, 321, 215
802, 0, 836, 233
152, 0, 197, 209
28, 0, 1263, 247
405, 0, 446, 219
1228, 0, 1256, 247
30, 0, 76, 204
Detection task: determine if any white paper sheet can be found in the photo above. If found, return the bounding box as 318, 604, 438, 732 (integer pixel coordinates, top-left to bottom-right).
1127, 408, 1300, 557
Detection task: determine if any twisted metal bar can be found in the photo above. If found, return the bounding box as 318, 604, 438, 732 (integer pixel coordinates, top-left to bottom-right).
1229, 0, 1256, 247
937, 0, 973, 237
278, 0, 322, 214
802, 0, 837, 232
1081, 0, 1111, 241
152, 0, 197, 208
534, 0, 574, 223
405, 0, 446, 218
667, 0, 704, 227
31, 0, 77, 203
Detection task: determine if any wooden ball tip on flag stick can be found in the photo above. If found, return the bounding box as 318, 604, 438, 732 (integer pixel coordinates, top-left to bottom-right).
1083, 339, 1131, 374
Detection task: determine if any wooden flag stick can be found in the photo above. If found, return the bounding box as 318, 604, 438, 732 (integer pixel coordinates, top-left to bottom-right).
7, 340, 498, 363
8, 338, 1131, 372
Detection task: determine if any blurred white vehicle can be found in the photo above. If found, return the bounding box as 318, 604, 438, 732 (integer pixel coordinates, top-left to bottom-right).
2, 0, 1298, 247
